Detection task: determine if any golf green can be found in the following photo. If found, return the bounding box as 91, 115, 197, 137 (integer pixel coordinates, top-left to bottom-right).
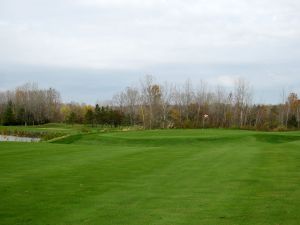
1, 129, 300, 225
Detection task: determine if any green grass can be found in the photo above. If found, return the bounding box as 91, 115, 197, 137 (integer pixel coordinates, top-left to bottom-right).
1, 128, 300, 224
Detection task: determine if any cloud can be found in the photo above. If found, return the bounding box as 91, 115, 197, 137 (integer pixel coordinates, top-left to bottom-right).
212, 75, 239, 87
0, 0, 300, 69
0, 0, 300, 104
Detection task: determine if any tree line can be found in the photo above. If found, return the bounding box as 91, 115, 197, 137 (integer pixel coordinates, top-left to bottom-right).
0, 83, 61, 126
61, 103, 124, 127
0, 83, 124, 127
112, 75, 300, 130
1, 76, 300, 130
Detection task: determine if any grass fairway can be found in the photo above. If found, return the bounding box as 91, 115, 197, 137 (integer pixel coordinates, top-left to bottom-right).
1, 129, 300, 225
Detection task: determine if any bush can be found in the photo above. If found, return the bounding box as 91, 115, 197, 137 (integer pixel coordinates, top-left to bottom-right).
273, 125, 288, 132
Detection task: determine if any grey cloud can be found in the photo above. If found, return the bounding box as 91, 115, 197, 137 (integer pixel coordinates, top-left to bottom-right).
0, 0, 299, 103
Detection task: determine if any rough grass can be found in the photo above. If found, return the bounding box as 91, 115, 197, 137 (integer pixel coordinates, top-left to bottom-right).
1, 128, 300, 225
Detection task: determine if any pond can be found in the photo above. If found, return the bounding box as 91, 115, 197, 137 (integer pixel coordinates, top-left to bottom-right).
0, 135, 40, 142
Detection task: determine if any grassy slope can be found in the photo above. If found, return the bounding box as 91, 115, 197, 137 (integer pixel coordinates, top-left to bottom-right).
1, 129, 300, 225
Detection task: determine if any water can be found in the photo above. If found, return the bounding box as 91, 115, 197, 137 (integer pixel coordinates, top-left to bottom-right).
0, 135, 40, 142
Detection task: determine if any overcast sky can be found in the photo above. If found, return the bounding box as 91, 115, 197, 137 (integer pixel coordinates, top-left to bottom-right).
1, 0, 300, 103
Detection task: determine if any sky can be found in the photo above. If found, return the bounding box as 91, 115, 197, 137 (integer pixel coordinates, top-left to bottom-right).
0, 0, 300, 104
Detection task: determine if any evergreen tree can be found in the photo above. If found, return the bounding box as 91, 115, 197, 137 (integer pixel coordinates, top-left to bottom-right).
66, 111, 76, 125
3, 101, 16, 126
288, 115, 298, 128
16, 107, 26, 125
84, 109, 94, 125
95, 104, 102, 126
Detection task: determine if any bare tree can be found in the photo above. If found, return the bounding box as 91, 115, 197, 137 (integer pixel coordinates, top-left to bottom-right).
195, 81, 207, 127
139, 75, 162, 129
214, 85, 227, 127
160, 82, 174, 128
233, 78, 252, 128
182, 79, 194, 122
172, 86, 184, 127
118, 87, 140, 126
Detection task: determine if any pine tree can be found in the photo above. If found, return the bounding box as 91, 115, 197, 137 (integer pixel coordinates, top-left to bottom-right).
16, 107, 26, 125
95, 104, 102, 126
3, 101, 16, 126
67, 111, 76, 125
84, 109, 94, 125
